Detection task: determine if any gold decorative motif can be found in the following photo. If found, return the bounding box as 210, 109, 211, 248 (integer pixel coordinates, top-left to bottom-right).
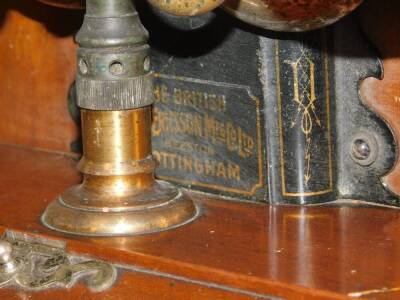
275, 32, 333, 197
0, 233, 116, 292
285, 44, 322, 186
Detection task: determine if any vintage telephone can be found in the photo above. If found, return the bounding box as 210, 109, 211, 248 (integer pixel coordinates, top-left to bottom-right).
0, 0, 399, 298
28, 0, 397, 237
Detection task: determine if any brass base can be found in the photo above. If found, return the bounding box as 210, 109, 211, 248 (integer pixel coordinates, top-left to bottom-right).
42, 109, 200, 236
41, 180, 199, 236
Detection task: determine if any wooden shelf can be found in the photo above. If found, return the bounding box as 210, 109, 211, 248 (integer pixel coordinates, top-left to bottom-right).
0, 143, 399, 299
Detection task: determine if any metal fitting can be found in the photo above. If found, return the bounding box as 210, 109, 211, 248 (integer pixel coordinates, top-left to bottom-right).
76, 0, 153, 110
42, 0, 199, 236
222, 0, 364, 32
146, 0, 225, 16
350, 131, 378, 166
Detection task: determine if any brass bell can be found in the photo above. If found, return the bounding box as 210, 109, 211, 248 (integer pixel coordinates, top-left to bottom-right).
38, 0, 365, 32
222, 0, 365, 32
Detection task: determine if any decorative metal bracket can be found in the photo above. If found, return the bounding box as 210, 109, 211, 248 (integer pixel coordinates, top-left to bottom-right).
0, 232, 117, 292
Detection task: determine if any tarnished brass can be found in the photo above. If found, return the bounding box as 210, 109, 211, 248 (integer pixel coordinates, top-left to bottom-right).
0, 232, 116, 291
37, 0, 363, 31
37, 0, 84, 9
144, 0, 363, 31
42, 108, 198, 236
36, 0, 222, 16
222, 0, 364, 32
146, 0, 225, 16
41, 0, 199, 236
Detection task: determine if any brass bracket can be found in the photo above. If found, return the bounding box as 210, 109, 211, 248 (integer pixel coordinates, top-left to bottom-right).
0, 231, 117, 292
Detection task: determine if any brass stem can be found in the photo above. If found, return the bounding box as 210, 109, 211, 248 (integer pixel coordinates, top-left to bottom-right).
79, 108, 155, 191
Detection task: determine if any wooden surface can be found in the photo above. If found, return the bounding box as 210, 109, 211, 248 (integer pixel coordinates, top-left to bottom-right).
0, 144, 400, 299
358, 0, 400, 197
0, 0, 80, 153
0, 2, 400, 298
0, 271, 278, 300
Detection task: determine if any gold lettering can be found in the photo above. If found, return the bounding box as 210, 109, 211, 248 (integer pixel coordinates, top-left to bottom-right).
226, 122, 237, 153
182, 156, 193, 172
237, 127, 255, 158
153, 151, 242, 182
166, 152, 177, 169
152, 109, 255, 158
203, 113, 216, 143
217, 162, 226, 179
152, 107, 162, 137
228, 163, 241, 181
173, 88, 182, 105
154, 84, 169, 104
194, 159, 204, 174
168, 87, 226, 113
204, 160, 215, 176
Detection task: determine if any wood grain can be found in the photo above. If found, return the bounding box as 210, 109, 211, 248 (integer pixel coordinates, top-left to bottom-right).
0, 0, 81, 152
358, 0, 400, 197
1, 144, 400, 299
0, 2, 399, 299
0, 270, 281, 300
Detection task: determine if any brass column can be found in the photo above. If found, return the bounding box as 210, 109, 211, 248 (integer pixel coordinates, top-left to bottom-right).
41, 0, 199, 236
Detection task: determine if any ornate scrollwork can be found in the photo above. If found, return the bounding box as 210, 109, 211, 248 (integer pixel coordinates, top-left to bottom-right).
0, 233, 116, 292
285, 44, 322, 186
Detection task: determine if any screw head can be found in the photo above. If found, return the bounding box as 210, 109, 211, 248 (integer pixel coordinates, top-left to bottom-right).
350, 132, 378, 167
352, 139, 371, 160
